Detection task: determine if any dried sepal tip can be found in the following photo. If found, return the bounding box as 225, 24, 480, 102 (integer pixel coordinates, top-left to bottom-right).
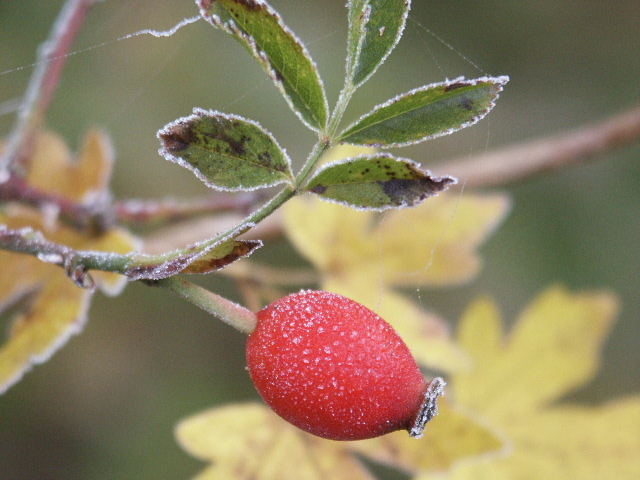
409, 376, 446, 438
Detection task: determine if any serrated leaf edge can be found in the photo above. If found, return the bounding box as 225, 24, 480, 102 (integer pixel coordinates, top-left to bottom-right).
157, 107, 294, 192
198, 1, 329, 133
339, 75, 510, 148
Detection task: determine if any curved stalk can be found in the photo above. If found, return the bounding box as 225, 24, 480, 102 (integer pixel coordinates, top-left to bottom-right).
146, 276, 258, 334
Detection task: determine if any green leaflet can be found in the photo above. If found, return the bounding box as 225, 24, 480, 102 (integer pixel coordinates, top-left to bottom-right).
125, 224, 262, 280
181, 239, 262, 274
158, 108, 293, 191
304, 154, 456, 210
347, 0, 410, 88
198, 0, 328, 132
338, 76, 509, 147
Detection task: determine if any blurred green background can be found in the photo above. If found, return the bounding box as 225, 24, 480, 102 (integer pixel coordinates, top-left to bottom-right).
1, 1, 638, 478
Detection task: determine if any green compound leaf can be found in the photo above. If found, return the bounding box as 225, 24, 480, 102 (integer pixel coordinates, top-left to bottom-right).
198, 0, 329, 133
304, 154, 456, 210
347, 0, 410, 88
338, 76, 509, 147
158, 108, 293, 192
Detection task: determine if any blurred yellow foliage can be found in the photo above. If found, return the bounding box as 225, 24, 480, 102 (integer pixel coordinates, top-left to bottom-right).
176, 399, 503, 480
0, 130, 138, 394
429, 286, 640, 480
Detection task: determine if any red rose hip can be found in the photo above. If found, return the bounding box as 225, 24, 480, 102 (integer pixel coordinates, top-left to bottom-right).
246, 290, 444, 441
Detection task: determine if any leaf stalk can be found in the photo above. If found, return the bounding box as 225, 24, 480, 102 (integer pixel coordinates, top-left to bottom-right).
146, 276, 258, 334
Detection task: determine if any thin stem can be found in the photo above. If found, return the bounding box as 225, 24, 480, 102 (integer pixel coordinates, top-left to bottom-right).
237, 185, 296, 230
124, 186, 296, 279
0, 186, 297, 282
294, 80, 358, 189
141, 103, 640, 247
146, 276, 258, 334
0, 0, 96, 182
327, 81, 357, 140
0, 225, 131, 288
0, 176, 113, 235
0, 177, 271, 234
295, 141, 331, 188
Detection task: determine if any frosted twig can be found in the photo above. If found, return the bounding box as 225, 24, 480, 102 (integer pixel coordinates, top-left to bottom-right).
439, 103, 640, 188
115, 191, 266, 227
0, 176, 269, 234
0, 0, 97, 183
0, 6, 201, 183
0, 224, 114, 288
0, 176, 112, 234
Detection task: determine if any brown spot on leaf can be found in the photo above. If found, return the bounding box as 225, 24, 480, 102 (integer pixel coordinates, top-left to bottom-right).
159, 123, 197, 153
182, 240, 261, 274
235, 0, 263, 11
226, 134, 248, 157
272, 69, 285, 83
198, 0, 214, 11
381, 175, 456, 206
458, 96, 475, 111
443, 81, 470, 93
309, 185, 328, 195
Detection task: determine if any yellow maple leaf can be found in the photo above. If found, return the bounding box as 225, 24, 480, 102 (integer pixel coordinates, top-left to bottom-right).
430, 285, 640, 480
0, 130, 139, 394
176, 401, 504, 480
286, 145, 510, 287
284, 189, 510, 287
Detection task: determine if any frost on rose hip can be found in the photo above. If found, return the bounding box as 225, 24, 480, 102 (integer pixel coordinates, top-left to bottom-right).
246, 290, 445, 441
